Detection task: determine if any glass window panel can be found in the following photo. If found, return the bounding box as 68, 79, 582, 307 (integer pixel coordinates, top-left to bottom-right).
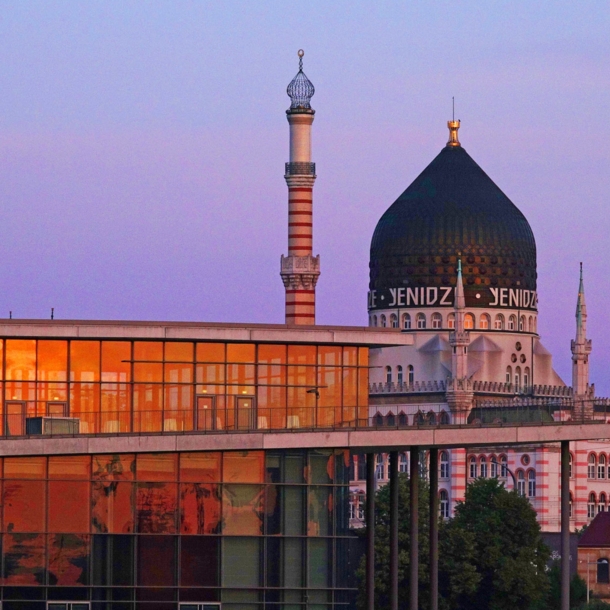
223, 451, 264, 483
165, 362, 193, 384
3, 533, 45, 585
308, 538, 330, 587
49, 456, 90, 479
265, 485, 305, 536
137, 453, 178, 481
47, 533, 89, 586
179, 483, 221, 534
92, 454, 135, 481
91, 481, 135, 534
227, 343, 255, 363
180, 536, 219, 587
5, 456, 46, 479
342, 346, 358, 367
165, 342, 194, 362
284, 538, 304, 588
136, 482, 178, 533
4, 480, 45, 531
134, 341, 163, 362
287, 353, 316, 430
37, 383, 68, 404
70, 383, 100, 433
308, 486, 333, 536
180, 453, 221, 483
6, 339, 36, 381
318, 346, 341, 367
101, 383, 131, 433
309, 451, 333, 484
318, 365, 341, 428
196, 342, 225, 362
91, 534, 134, 587
70, 341, 100, 382
335, 449, 351, 484
164, 385, 193, 431
6, 382, 35, 402
48, 481, 90, 533
133, 384, 163, 432
101, 341, 131, 382
137, 535, 176, 586
222, 484, 264, 535
222, 537, 261, 588
258, 344, 286, 368
358, 347, 369, 367
37, 341, 68, 382
226, 363, 255, 395
134, 362, 163, 382
342, 368, 358, 426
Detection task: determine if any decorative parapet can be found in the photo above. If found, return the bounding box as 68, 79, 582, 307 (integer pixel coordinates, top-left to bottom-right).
369, 380, 446, 394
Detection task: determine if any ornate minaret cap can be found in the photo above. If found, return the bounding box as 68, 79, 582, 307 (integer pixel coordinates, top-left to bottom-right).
447, 120, 461, 147
287, 50, 315, 113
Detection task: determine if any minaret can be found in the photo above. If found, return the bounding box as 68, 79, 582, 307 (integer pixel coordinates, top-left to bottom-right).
450, 259, 469, 379
571, 263, 592, 397
280, 50, 320, 325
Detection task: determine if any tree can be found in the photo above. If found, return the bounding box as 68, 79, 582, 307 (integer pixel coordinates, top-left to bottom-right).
545, 561, 587, 609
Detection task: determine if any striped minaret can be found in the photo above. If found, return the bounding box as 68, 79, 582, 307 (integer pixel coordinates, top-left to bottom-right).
280, 50, 320, 325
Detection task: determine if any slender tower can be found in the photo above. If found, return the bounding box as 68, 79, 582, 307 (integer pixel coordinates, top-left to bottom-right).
280, 50, 320, 325
571, 263, 592, 396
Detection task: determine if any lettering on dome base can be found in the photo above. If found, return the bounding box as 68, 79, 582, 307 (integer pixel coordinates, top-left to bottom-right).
367, 287, 538, 311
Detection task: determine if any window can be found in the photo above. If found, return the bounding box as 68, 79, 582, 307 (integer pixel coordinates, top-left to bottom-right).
519, 316, 526, 331
588, 493, 597, 519
480, 456, 487, 478
598, 559, 610, 584
447, 313, 455, 329
589, 454, 597, 479
480, 314, 490, 329
494, 314, 505, 330
506, 366, 512, 384
373, 315, 378, 327
357, 454, 367, 481
529, 316, 534, 332
180, 604, 222, 610
514, 366, 521, 389
381, 315, 387, 328
508, 315, 517, 331
374, 413, 384, 426
431, 313, 442, 329
376, 454, 385, 480
386, 412, 395, 427
428, 412, 437, 425
390, 314, 398, 328
399, 453, 408, 473
569, 492, 573, 518
440, 451, 449, 478
403, 313, 411, 329
398, 412, 408, 426
517, 470, 525, 496
600, 454, 607, 479
439, 490, 449, 518
469, 456, 476, 479
500, 455, 508, 478
349, 496, 356, 519
490, 456, 498, 478
397, 365, 403, 384
408, 365, 414, 384
524, 367, 530, 388
569, 453, 573, 478
48, 604, 91, 610
528, 470, 536, 497
600, 493, 607, 513
416, 313, 426, 329
386, 366, 392, 384
464, 313, 475, 329
357, 493, 365, 520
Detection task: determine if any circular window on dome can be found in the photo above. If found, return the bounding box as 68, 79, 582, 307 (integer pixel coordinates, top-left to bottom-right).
521, 455, 530, 466
515, 342, 522, 351
511, 354, 517, 363
520, 354, 526, 363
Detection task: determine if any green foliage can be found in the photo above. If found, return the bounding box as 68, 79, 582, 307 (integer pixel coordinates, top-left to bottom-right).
535, 560, 587, 610
357, 475, 551, 610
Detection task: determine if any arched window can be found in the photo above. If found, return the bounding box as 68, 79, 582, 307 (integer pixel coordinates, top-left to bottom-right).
589, 454, 597, 479
480, 314, 490, 329
600, 454, 607, 480
408, 365, 414, 384
390, 313, 398, 328
357, 454, 367, 481
506, 366, 512, 384
403, 313, 411, 329
381, 315, 387, 328
533, 317, 537, 333
490, 456, 498, 478
500, 455, 508, 478
519, 315, 526, 331
440, 451, 449, 478
416, 313, 426, 329
376, 454, 386, 480
517, 470, 525, 496
447, 313, 455, 329
569, 492, 573, 518
524, 367, 530, 389
385, 366, 392, 384
386, 412, 396, 427
431, 313, 442, 329
508, 315, 517, 331
440, 411, 450, 425
374, 413, 384, 427
598, 559, 610, 584
480, 456, 488, 478
373, 315, 378, 327
469, 456, 476, 479
357, 492, 366, 520
398, 412, 408, 426
588, 492, 597, 519
600, 493, 608, 513
397, 365, 403, 384
515, 366, 521, 389
399, 453, 408, 473
528, 316, 534, 332
439, 490, 449, 518
528, 470, 536, 497
569, 453, 573, 478
494, 314, 505, 330
428, 411, 437, 425
464, 313, 475, 329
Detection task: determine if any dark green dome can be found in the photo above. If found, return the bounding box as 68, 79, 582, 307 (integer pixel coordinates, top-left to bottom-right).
369, 142, 537, 310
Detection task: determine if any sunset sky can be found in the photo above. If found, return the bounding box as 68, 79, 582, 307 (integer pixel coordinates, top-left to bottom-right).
0, 2, 608, 391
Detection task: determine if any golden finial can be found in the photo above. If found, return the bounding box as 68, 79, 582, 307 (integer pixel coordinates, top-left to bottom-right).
447, 119, 461, 147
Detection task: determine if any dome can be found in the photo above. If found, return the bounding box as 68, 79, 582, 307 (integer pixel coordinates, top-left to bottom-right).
369, 124, 537, 312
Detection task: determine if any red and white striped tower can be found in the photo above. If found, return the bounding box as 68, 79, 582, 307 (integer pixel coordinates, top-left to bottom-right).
280, 50, 320, 325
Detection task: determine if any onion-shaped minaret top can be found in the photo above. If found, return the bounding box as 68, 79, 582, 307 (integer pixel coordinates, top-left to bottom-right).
287, 50, 315, 112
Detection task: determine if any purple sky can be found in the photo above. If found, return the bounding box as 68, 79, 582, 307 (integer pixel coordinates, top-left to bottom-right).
0, 2, 608, 392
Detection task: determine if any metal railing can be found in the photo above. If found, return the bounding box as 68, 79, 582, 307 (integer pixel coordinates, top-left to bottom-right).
285, 162, 316, 176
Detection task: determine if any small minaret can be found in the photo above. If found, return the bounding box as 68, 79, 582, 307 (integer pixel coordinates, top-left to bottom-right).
450, 259, 469, 379
280, 50, 320, 325
571, 263, 592, 396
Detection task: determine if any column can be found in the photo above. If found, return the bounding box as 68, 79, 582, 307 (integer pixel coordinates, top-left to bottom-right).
429, 448, 439, 610
366, 452, 376, 610
561, 440, 570, 610
410, 447, 419, 610
390, 451, 399, 610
